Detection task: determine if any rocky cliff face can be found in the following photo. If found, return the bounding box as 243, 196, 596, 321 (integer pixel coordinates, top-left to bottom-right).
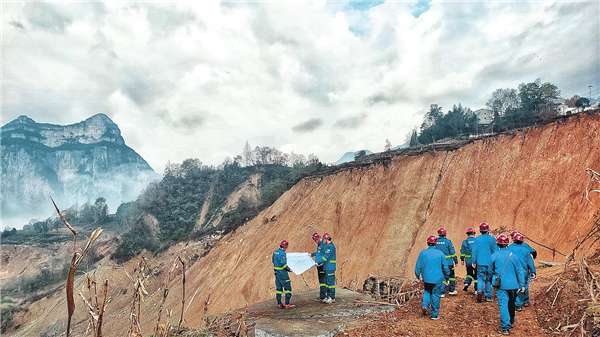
1, 114, 157, 226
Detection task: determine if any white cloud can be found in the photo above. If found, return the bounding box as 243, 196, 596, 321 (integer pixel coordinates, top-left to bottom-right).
2, 1, 599, 171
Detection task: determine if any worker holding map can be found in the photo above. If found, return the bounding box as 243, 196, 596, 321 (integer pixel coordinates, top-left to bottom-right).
273, 240, 295, 308
310, 232, 327, 301
315, 233, 336, 304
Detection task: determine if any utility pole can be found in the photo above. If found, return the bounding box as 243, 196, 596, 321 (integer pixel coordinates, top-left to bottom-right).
590, 85, 593, 100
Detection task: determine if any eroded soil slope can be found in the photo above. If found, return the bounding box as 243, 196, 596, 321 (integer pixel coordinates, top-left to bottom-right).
12, 112, 600, 336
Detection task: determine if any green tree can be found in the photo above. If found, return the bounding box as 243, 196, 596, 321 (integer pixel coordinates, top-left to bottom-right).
33, 220, 49, 233
576, 97, 590, 110
486, 88, 519, 117
384, 139, 392, 151
409, 129, 419, 147
354, 150, 367, 160
420, 104, 443, 131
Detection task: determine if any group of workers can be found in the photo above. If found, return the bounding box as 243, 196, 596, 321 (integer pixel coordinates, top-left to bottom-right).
272, 222, 536, 335
415, 222, 537, 335
271, 232, 337, 309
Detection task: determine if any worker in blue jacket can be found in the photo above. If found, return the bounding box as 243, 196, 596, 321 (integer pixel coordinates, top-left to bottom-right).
435, 227, 458, 296
272, 240, 294, 308
491, 234, 525, 335
460, 227, 477, 292
310, 232, 327, 301
509, 233, 536, 310
471, 222, 499, 303
315, 233, 336, 304
415, 235, 450, 320
510, 231, 537, 259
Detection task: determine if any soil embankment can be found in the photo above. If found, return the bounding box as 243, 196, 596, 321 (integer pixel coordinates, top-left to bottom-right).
9, 112, 600, 336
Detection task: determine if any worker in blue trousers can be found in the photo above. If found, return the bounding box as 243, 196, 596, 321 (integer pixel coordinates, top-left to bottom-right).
415, 235, 450, 320
510, 231, 537, 260
315, 233, 336, 304
471, 222, 499, 303
435, 227, 458, 296
509, 233, 536, 310
460, 227, 478, 292
310, 232, 327, 301
491, 234, 525, 335
272, 240, 295, 308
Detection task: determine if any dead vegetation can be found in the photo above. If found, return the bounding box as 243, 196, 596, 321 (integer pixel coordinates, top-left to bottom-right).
79, 274, 109, 337
52, 197, 104, 337
534, 211, 600, 335
585, 168, 600, 205
362, 274, 420, 306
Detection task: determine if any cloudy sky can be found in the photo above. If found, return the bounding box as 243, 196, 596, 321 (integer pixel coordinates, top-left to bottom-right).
3, 1, 599, 172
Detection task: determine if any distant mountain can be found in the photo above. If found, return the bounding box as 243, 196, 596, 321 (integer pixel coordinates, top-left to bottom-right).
334, 150, 373, 165
1, 114, 158, 228
391, 142, 409, 150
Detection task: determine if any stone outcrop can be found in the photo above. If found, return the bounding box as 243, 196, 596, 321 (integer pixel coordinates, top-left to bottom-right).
1, 114, 157, 225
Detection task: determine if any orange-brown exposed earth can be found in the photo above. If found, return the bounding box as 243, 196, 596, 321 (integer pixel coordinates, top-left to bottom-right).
6, 112, 600, 336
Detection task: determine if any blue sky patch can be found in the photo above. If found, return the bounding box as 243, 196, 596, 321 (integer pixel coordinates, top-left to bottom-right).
348, 1, 385, 11
413, 0, 431, 18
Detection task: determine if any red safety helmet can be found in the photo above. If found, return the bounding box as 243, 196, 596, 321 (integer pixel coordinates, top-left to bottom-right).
496, 234, 509, 246
323, 233, 331, 240
280, 240, 289, 248
510, 231, 519, 238
479, 222, 490, 232
466, 227, 475, 234
437, 227, 447, 236
427, 235, 438, 244
513, 233, 524, 243
312, 232, 321, 240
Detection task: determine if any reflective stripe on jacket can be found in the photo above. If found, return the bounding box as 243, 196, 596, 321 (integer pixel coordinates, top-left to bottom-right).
435, 237, 458, 266
316, 242, 337, 271
460, 237, 476, 265
272, 248, 290, 272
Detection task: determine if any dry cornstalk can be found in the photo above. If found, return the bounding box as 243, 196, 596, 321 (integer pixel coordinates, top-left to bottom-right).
155, 257, 179, 336
235, 304, 249, 337
202, 293, 211, 328
97, 280, 108, 337
126, 257, 149, 337
52, 197, 103, 337
178, 256, 186, 329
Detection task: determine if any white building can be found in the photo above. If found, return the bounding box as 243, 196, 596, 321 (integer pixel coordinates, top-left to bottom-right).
472, 108, 494, 125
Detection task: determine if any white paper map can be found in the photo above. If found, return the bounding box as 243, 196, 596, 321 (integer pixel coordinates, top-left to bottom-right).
286, 252, 316, 275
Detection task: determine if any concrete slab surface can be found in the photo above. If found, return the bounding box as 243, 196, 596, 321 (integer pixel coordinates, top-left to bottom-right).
247, 288, 394, 337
